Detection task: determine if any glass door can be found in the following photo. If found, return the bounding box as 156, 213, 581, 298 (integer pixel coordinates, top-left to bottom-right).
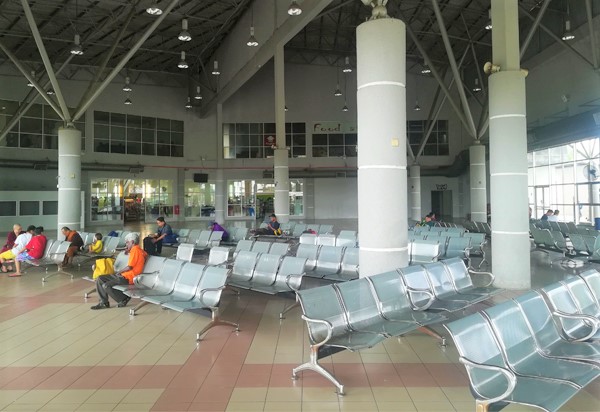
534, 185, 550, 220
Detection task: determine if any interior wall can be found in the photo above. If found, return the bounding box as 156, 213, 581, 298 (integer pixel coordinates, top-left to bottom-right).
313, 178, 358, 219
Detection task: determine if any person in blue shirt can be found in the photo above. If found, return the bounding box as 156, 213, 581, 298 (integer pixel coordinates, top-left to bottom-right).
266, 214, 281, 235
144, 216, 176, 255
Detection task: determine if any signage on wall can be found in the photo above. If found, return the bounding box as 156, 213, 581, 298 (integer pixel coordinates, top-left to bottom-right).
312, 122, 357, 134
436, 184, 448, 191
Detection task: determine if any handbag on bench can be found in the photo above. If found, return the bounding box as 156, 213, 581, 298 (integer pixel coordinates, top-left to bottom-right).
92, 257, 115, 279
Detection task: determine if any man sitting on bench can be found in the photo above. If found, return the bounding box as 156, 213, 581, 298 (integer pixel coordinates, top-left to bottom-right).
91, 232, 147, 310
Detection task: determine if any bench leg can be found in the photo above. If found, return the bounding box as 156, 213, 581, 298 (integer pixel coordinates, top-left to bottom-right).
292, 346, 345, 395
475, 400, 490, 412
129, 301, 149, 316
196, 307, 239, 342
279, 301, 299, 319
84, 287, 96, 299
42, 267, 74, 283
418, 326, 446, 346
226, 285, 241, 295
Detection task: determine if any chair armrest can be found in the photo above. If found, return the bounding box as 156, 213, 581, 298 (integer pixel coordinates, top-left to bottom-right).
198, 286, 226, 306
301, 314, 333, 348
405, 286, 435, 311
133, 273, 157, 285
552, 310, 600, 341
459, 356, 517, 404
285, 273, 304, 291
468, 269, 495, 287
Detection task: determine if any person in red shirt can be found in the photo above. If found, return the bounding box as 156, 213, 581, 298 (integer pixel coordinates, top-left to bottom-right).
91, 232, 148, 310
12, 227, 47, 277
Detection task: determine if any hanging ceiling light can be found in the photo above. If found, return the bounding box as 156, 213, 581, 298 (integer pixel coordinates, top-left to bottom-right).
288, 0, 302, 16
247, 6, 258, 46
247, 27, 258, 47
185, 96, 192, 109
194, 85, 203, 100
413, 100, 421, 111
342, 56, 352, 73
27, 70, 35, 87
421, 62, 431, 74
122, 76, 132, 92
485, 9, 492, 30
178, 19, 191, 41
178, 51, 188, 69
46, 88, 55, 95
562, 1, 574, 40
212, 60, 220, 75
146, 0, 163, 15
334, 84, 342, 97
70, 33, 83, 55
285, 105, 289, 112
124, 96, 133, 105
342, 103, 349, 112
472, 78, 482, 92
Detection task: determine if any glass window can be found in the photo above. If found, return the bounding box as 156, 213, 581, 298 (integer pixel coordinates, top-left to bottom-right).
42, 201, 58, 215
20, 201, 39, 215
184, 180, 216, 217
0, 201, 16, 216
223, 122, 306, 159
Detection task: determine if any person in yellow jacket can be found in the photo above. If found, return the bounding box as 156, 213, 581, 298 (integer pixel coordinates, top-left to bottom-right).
87, 233, 103, 253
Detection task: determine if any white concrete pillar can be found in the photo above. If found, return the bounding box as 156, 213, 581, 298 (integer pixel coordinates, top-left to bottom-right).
592, 184, 600, 222
176, 168, 185, 222
470, 143, 487, 222
409, 165, 421, 222
304, 178, 315, 220
489, 0, 530, 289
215, 168, 225, 224
57, 126, 81, 230
357, 18, 408, 276
274, 44, 290, 223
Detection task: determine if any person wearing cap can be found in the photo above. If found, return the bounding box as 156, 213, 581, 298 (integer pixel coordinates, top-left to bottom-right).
267, 214, 281, 235
91, 232, 147, 310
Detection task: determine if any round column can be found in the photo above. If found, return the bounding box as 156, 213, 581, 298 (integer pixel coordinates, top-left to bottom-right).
489, 71, 530, 289
409, 165, 421, 222
274, 148, 290, 224
214, 168, 225, 224
469, 143, 487, 222
357, 18, 408, 276
57, 126, 81, 230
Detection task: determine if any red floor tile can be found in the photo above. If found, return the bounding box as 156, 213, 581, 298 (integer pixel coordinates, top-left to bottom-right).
188, 401, 228, 411
68, 365, 122, 389
35, 366, 91, 389
3, 366, 62, 389
101, 365, 153, 389
135, 365, 182, 389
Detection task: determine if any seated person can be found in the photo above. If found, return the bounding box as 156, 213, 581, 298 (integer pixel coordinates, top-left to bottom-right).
210, 221, 229, 242
547, 209, 560, 222
540, 209, 553, 221
61, 227, 84, 267
0, 225, 35, 273
87, 233, 104, 253
143, 216, 175, 256
1, 224, 25, 254
254, 214, 282, 236
91, 232, 148, 310
13, 226, 47, 277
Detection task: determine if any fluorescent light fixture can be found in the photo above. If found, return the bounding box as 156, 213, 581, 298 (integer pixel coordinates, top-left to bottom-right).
212, 60, 220, 75
178, 51, 188, 69
46, 88, 55, 95
122, 76, 132, 92
178, 19, 191, 41
472, 78, 482, 92
194, 85, 202, 100
185, 96, 192, 109
27, 70, 35, 87
70, 34, 83, 55
421, 63, 431, 74
342, 56, 352, 73
146, 0, 163, 15
124, 96, 133, 105
247, 26, 258, 47
485, 9, 492, 30
288, 0, 302, 16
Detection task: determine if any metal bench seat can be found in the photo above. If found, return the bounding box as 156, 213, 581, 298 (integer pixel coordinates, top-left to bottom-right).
578, 269, 600, 302
233, 239, 253, 258
310, 245, 344, 277
296, 244, 319, 271
514, 291, 600, 367
251, 240, 272, 254
160, 266, 238, 341
116, 258, 182, 299
83, 251, 130, 298
542, 281, 600, 341
139, 262, 207, 315
445, 313, 582, 412
440, 258, 503, 297
409, 240, 441, 265
268, 242, 289, 256
482, 300, 600, 388
253, 256, 307, 295
322, 247, 359, 282
227, 251, 260, 286
293, 285, 387, 395
207, 246, 230, 266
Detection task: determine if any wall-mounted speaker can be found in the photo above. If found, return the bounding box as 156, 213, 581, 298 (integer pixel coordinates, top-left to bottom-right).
193, 173, 209, 183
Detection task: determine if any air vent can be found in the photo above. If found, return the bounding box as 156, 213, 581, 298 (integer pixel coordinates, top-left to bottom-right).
129, 167, 143, 174
336, 172, 347, 178
33, 163, 48, 171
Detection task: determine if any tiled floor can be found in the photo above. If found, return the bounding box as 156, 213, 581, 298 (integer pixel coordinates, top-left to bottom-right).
0, 224, 598, 411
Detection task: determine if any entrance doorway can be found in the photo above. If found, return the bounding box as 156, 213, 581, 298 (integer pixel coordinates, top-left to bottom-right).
431, 190, 453, 221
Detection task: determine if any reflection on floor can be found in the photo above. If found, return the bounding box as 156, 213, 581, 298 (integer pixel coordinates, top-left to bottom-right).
0, 222, 598, 411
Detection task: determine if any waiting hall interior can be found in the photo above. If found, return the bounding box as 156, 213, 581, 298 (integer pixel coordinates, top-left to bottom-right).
0, 0, 600, 411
